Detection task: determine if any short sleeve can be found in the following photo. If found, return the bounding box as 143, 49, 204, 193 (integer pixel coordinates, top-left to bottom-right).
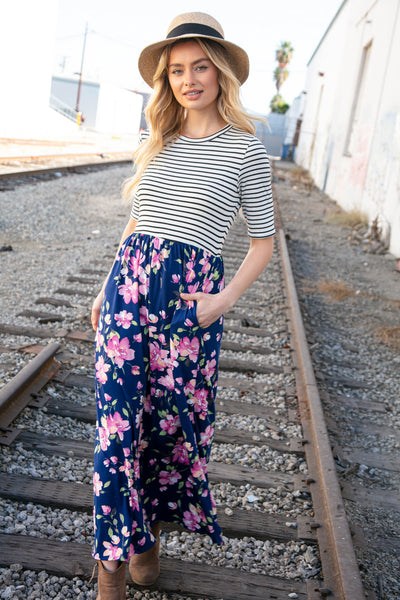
130, 130, 149, 221
238, 138, 275, 238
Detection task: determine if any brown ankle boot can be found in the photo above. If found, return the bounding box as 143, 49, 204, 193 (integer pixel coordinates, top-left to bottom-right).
96, 561, 126, 600
129, 523, 161, 586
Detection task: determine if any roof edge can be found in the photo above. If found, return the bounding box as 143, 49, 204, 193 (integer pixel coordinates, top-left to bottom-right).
307, 0, 348, 65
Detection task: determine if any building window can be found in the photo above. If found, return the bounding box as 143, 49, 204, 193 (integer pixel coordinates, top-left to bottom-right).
344, 41, 372, 156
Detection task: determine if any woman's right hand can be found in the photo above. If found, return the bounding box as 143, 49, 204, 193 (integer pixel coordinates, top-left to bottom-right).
91, 290, 104, 331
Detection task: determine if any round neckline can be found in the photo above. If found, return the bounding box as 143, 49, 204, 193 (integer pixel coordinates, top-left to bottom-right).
179, 124, 232, 142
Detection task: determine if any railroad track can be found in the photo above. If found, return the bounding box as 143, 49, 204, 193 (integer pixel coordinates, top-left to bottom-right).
0, 162, 370, 600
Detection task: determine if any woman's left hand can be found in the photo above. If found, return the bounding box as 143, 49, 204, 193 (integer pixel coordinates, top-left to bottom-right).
180, 291, 227, 329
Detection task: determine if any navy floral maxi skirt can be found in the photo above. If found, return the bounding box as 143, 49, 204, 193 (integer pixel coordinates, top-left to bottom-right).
93, 233, 224, 561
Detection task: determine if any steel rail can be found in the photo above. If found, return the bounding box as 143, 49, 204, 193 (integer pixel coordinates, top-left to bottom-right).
0, 342, 61, 430
279, 228, 365, 600
0, 158, 131, 180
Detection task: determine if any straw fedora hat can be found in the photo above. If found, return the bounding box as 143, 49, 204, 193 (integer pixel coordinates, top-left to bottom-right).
138, 12, 249, 88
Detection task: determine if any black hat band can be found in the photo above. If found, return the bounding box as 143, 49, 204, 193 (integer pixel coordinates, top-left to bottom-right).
167, 23, 224, 40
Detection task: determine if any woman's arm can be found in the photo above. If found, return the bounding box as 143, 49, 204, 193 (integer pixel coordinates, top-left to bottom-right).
180, 236, 274, 329
91, 217, 138, 331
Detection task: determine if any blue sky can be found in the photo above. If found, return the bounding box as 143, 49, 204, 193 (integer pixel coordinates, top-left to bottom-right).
54, 0, 344, 114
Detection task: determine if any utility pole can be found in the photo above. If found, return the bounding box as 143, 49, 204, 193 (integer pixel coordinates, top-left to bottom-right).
76, 22, 88, 113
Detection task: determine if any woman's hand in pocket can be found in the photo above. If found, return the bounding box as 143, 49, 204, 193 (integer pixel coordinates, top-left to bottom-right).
180, 291, 226, 329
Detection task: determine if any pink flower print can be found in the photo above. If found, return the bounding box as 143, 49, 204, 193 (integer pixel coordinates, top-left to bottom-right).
158, 333, 166, 345
106, 412, 130, 441
118, 277, 138, 304
192, 388, 208, 414
103, 538, 123, 560
183, 504, 202, 531
201, 358, 217, 382
202, 278, 213, 294
187, 283, 199, 294
172, 274, 180, 283
149, 341, 169, 370
134, 333, 142, 343
184, 378, 196, 397
93, 472, 103, 496
200, 425, 214, 446
95, 356, 111, 385
177, 337, 200, 362
139, 305, 149, 326
160, 413, 181, 435
159, 469, 182, 487
138, 537, 147, 546
158, 368, 175, 391
129, 487, 140, 511
153, 237, 161, 250
106, 335, 135, 368
133, 459, 140, 479
95, 329, 104, 350
151, 251, 161, 269
128, 248, 143, 278
115, 310, 133, 329
168, 501, 178, 510
119, 459, 132, 477
123, 447, 130, 457
143, 395, 154, 414
172, 439, 190, 465
200, 257, 211, 274
185, 261, 196, 283
98, 426, 110, 451
121, 245, 131, 265
101, 505, 111, 515
191, 458, 206, 481
121, 526, 130, 538
138, 269, 150, 296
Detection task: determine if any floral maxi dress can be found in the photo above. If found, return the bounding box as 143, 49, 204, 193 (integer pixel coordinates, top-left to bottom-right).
93, 232, 224, 561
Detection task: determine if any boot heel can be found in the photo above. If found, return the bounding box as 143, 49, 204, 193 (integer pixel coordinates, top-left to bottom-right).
96, 561, 126, 600
129, 523, 161, 586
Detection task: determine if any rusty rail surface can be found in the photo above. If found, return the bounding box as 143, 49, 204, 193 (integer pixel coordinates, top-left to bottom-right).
279, 228, 365, 600
0, 342, 61, 434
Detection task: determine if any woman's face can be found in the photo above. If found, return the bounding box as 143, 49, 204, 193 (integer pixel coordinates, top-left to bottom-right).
168, 40, 220, 113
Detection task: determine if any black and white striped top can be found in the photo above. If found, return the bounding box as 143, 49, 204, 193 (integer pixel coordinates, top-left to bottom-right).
131, 125, 275, 256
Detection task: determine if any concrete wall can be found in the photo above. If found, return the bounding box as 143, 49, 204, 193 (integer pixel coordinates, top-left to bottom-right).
0, 0, 60, 138
295, 0, 400, 256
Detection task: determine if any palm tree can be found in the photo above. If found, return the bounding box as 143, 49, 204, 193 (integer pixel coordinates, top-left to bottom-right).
275, 41, 294, 67
274, 41, 294, 93
270, 41, 294, 113
274, 65, 289, 93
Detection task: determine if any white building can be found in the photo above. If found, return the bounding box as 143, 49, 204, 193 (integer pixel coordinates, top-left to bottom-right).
51, 76, 143, 135
0, 0, 78, 138
295, 0, 400, 257
0, 0, 143, 141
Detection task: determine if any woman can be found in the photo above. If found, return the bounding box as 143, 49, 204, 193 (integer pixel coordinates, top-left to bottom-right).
91, 12, 275, 599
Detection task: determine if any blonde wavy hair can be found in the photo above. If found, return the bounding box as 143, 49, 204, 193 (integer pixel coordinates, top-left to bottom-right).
123, 38, 258, 201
